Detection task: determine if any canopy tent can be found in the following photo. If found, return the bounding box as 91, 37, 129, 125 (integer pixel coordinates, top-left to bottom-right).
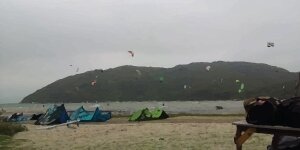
128, 108, 169, 121
69, 106, 111, 122
35, 104, 69, 125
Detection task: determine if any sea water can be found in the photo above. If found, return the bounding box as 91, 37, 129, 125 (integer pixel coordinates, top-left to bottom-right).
0, 100, 244, 115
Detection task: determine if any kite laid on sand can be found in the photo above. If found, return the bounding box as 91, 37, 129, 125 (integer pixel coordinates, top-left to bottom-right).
36, 119, 80, 130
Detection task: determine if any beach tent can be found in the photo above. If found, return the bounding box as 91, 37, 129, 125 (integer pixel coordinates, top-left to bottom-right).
35, 104, 69, 125
69, 106, 111, 122
128, 108, 168, 121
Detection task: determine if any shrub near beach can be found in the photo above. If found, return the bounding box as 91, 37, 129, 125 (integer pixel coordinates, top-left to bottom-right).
0, 122, 27, 136
0, 110, 27, 136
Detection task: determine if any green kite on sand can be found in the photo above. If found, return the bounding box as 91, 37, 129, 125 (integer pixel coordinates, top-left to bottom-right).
128, 108, 169, 121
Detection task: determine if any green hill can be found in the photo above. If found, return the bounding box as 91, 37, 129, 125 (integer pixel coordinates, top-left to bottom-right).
21, 61, 299, 103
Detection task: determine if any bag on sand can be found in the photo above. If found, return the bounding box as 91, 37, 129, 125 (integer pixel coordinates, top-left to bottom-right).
279, 97, 300, 128
244, 96, 300, 127
267, 136, 300, 150
244, 97, 280, 125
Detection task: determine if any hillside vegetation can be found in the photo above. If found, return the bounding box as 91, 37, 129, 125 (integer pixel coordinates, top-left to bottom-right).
21, 61, 299, 103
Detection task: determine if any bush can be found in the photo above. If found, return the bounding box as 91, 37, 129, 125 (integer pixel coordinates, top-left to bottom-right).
0, 122, 27, 136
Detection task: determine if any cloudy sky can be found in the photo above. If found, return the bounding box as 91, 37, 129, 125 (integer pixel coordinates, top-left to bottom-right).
0, 0, 299, 103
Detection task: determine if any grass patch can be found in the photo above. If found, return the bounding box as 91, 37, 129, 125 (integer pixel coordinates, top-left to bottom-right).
0, 135, 12, 149
0, 109, 5, 116
0, 122, 27, 136
0, 120, 30, 149
0, 135, 32, 150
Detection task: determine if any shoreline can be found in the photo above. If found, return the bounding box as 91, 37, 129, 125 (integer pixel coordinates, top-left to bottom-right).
0, 100, 245, 116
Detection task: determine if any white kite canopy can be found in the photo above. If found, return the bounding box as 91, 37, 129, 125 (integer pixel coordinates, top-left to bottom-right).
206, 65, 211, 71
91, 80, 97, 86
136, 70, 142, 76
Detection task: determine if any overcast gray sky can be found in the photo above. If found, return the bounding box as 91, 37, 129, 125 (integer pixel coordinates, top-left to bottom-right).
0, 0, 299, 103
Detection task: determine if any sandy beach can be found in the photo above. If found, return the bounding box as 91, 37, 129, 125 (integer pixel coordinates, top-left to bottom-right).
7, 116, 272, 150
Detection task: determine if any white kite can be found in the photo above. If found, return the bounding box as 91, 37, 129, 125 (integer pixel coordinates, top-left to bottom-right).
136, 70, 142, 76
91, 80, 97, 86
206, 66, 211, 71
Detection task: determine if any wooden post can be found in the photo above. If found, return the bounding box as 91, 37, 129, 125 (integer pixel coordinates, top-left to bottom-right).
234, 127, 256, 150
234, 127, 242, 150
